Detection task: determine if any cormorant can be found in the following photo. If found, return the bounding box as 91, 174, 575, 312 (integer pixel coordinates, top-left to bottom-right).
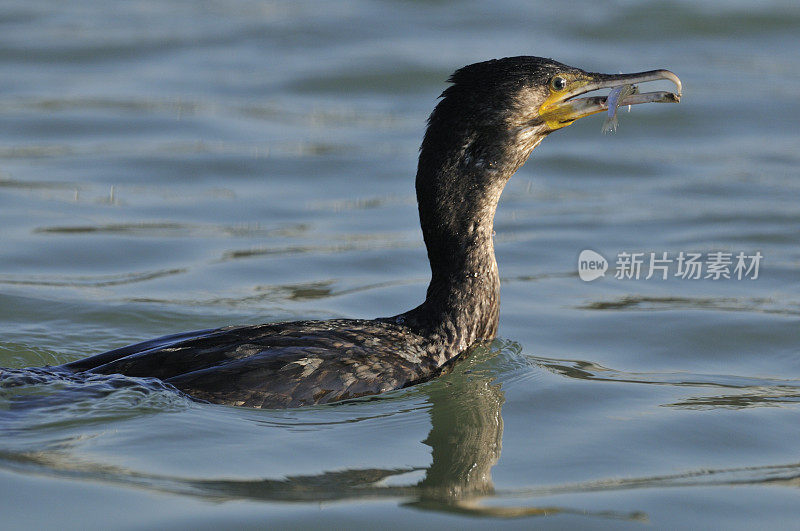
57, 56, 681, 408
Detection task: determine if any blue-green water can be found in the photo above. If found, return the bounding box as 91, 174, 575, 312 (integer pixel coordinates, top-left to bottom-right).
2, 1, 799, 528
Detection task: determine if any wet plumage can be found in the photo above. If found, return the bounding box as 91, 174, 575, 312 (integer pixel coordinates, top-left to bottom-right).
42, 57, 681, 408
66, 320, 442, 408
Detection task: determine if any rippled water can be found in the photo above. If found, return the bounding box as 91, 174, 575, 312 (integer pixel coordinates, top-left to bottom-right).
2, 1, 799, 528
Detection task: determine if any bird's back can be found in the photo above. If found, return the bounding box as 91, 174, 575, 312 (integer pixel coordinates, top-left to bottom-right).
62, 319, 444, 408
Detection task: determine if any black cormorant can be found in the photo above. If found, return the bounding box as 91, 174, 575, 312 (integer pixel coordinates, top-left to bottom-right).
57, 56, 681, 408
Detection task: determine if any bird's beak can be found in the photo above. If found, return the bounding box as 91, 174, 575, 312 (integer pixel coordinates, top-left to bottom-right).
538, 69, 682, 130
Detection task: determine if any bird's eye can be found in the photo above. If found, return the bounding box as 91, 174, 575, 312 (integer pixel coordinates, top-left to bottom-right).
550, 76, 567, 91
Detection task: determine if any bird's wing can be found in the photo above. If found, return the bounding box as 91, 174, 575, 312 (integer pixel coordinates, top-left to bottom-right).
64, 319, 438, 407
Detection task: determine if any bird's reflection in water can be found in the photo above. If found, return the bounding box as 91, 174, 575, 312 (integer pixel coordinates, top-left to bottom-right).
0, 341, 646, 522
416, 345, 504, 499
403, 344, 642, 521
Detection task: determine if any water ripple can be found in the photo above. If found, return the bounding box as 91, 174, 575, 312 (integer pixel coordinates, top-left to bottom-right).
580, 295, 800, 317
34, 221, 309, 239
511, 461, 800, 497
220, 239, 420, 261
0, 367, 192, 432
529, 355, 800, 410
0, 268, 187, 288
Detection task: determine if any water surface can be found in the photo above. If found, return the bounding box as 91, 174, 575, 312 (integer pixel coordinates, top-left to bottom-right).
1, 1, 799, 528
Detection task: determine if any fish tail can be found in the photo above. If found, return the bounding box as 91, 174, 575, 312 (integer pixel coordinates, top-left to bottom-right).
602, 115, 619, 134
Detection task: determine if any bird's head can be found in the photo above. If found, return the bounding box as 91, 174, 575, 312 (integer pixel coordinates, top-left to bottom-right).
421, 56, 681, 174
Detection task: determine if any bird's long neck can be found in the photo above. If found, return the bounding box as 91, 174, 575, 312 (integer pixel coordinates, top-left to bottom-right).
412, 156, 506, 351
384, 79, 551, 363
395, 106, 543, 360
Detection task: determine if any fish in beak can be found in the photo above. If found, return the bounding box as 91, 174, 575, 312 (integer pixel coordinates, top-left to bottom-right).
538, 69, 682, 131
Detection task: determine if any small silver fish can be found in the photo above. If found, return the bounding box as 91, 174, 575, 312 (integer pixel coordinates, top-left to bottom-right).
602, 84, 638, 133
